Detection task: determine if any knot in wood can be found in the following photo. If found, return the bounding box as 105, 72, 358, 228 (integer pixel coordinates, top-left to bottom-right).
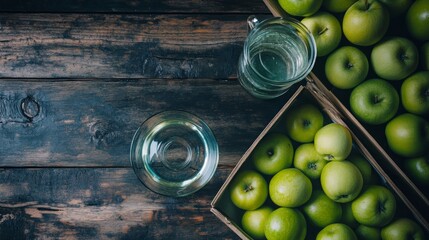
21, 96, 40, 120
89, 120, 122, 147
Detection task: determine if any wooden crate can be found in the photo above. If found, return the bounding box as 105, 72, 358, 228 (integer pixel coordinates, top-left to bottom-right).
211, 80, 429, 239
260, 0, 429, 208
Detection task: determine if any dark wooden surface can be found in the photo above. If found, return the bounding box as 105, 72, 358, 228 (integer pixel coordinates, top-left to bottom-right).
0, 1, 287, 239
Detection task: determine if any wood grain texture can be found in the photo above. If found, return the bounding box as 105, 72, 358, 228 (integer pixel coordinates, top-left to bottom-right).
0, 79, 290, 167
0, 167, 238, 239
0, 1, 273, 238
0, 0, 269, 13
0, 13, 272, 79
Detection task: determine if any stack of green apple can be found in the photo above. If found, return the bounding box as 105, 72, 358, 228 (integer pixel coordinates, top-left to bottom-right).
228, 103, 426, 239
277, 0, 429, 192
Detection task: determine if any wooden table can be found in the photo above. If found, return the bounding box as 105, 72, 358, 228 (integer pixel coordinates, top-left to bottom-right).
0, 1, 294, 238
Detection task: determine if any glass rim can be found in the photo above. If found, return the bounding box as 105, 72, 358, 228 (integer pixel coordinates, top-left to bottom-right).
130, 110, 219, 197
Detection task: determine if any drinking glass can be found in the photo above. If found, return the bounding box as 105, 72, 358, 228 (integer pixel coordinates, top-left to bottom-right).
130, 111, 219, 197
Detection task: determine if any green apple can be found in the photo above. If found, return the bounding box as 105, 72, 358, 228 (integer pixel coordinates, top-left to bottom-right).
355, 225, 381, 240
302, 190, 342, 228
378, 0, 412, 17
321, 161, 363, 203
348, 154, 374, 185
293, 143, 328, 180
422, 42, 429, 70
385, 113, 429, 157
342, 202, 358, 228
381, 218, 425, 240
265, 207, 307, 240
371, 37, 419, 81
241, 206, 273, 239
269, 168, 312, 207
316, 223, 357, 240
349, 79, 399, 125
325, 46, 369, 89
323, 0, 357, 13
251, 133, 294, 175
284, 103, 324, 143
278, 0, 323, 17
229, 170, 268, 210
403, 156, 429, 186
406, 0, 429, 41
352, 185, 396, 227
343, 0, 390, 46
314, 123, 353, 161
301, 12, 342, 57
401, 71, 429, 115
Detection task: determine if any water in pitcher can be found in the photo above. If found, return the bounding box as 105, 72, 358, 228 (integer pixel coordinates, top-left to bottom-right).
249, 25, 309, 83
238, 17, 316, 99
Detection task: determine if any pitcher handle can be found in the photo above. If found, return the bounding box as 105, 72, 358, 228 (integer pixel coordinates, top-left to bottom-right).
247, 15, 259, 32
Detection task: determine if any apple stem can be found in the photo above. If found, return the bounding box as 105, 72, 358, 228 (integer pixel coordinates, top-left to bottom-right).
364, 0, 369, 10
318, 27, 328, 36
377, 202, 386, 213
373, 95, 381, 104
303, 119, 311, 128
245, 184, 254, 192
336, 194, 348, 201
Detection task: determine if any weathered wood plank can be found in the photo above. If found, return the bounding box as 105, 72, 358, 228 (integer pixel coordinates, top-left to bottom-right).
0, 13, 271, 79
0, 167, 238, 239
0, 0, 269, 14
0, 79, 291, 167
